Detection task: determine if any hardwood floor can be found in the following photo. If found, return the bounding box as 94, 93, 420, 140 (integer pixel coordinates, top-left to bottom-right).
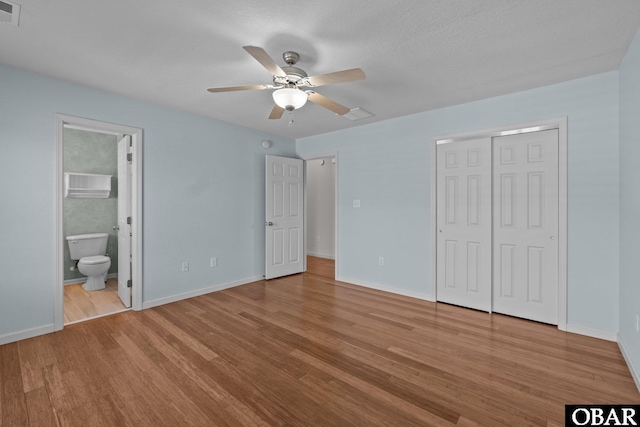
2, 272, 638, 426
64, 278, 127, 324
306, 256, 334, 278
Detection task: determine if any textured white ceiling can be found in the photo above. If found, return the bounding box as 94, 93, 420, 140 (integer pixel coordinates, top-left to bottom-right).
1, 0, 640, 138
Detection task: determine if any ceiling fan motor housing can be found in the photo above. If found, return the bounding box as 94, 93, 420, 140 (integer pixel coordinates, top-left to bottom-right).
274, 66, 308, 86
283, 51, 299, 65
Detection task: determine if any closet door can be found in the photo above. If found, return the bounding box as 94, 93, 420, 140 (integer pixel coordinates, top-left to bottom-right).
436, 138, 492, 311
492, 129, 559, 324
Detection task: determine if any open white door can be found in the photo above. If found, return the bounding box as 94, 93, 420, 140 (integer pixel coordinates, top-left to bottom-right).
265, 155, 304, 280
117, 135, 132, 308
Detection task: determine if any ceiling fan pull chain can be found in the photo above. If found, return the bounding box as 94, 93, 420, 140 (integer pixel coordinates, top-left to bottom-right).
288, 110, 295, 127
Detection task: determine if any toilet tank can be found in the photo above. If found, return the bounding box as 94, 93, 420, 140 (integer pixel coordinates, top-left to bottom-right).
66, 233, 109, 260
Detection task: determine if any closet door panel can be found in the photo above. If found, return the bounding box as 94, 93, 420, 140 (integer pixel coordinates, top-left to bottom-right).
436, 138, 492, 311
492, 130, 559, 324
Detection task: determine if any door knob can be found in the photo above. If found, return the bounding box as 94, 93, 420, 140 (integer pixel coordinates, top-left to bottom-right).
265, 222, 273, 226
113, 225, 120, 231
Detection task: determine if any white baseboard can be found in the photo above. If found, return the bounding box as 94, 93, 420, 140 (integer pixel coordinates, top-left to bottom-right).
327, 281, 623, 344
618, 333, 640, 393
336, 276, 434, 302
565, 323, 618, 342
142, 276, 263, 310
0, 323, 55, 346
1, 276, 263, 345
307, 252, 335, 260
64, 273, 118, 286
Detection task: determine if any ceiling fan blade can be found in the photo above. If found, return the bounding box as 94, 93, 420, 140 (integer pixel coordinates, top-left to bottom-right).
268, 104, 285, 120
207, 85, 270, 93
305, 68, 365, 87
307, 91, 350, 115
243, 46, 286, 77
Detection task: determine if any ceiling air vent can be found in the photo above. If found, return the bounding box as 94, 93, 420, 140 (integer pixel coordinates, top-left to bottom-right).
0, 0, 20, 26
341, 107, 374, 121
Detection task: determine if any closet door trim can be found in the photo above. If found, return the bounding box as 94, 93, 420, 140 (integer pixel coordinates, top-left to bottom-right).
430, 117, 567, 331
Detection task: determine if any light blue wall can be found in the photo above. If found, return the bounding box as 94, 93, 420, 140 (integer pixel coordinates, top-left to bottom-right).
297, 71, 620, 334
619, 28, 640, 380
0, 63, 295, 338
0, 59, 627, 347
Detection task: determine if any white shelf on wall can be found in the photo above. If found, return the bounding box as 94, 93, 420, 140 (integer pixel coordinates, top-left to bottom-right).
64, 173, 112, 198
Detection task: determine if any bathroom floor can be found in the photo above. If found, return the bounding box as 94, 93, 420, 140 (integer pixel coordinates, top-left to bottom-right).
63, 277, 127, 324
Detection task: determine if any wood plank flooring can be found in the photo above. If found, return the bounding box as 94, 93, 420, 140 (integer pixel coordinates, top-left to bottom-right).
306, 256, 335, 278
64, 278, 127, 324
2, 270, 639, 426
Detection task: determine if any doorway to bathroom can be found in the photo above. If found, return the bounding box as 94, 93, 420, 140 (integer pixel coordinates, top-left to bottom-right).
54, 115, 143, 330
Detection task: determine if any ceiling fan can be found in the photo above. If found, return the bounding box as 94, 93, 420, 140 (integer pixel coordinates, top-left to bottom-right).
207, 46, 365, 123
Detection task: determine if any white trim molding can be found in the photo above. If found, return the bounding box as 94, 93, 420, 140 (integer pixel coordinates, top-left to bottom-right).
55, 114, 144, 332
618, 334, 640, 393
0, 324, 55, 346
431, 116, 568, 331
142, 276, 264, 310
336, 276, 434, 302
306, 252, 335, 260
565, 323, 617, 342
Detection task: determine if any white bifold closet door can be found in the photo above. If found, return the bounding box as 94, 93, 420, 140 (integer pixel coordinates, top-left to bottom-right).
436, 129, 559, 325
436, 138, 492, 312
492, 129, 559, 324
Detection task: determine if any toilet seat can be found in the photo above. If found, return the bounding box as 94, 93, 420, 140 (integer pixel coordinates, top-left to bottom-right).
78, 255, 110, 265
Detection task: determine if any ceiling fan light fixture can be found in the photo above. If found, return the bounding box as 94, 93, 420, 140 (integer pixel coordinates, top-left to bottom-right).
272, 88, 307, 110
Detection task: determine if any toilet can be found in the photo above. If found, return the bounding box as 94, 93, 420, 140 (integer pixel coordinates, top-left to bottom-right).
66, 233, 111, 291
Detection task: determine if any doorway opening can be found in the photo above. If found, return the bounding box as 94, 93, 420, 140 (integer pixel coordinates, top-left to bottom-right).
304, 153, 338, 279
55, 115, 143, 330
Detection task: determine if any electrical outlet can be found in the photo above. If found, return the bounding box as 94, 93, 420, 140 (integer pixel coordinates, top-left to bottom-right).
210, 257, 217, 268
378, 256, 384, 266
181, 261, 189, 272
353, 199, 361, 208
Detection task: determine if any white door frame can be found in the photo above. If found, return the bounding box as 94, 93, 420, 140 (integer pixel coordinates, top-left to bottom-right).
301, 152, 339, 278
431, 117, 568, 331
55, 114, 143, 331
